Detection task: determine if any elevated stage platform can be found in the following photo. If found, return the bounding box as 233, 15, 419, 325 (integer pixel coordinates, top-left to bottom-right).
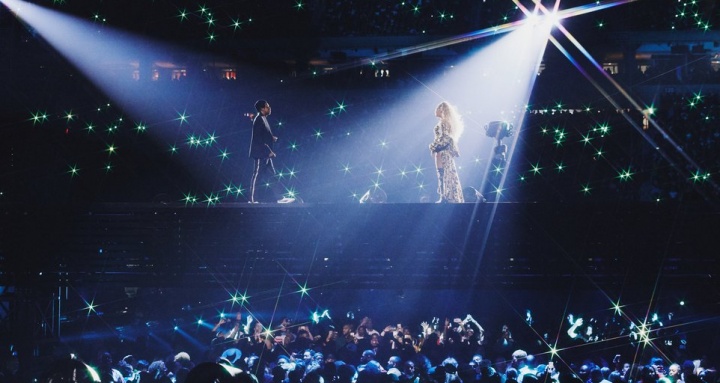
1, 202, 717, 292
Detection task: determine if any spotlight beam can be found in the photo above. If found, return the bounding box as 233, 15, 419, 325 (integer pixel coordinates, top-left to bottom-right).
313, 0, 637, 79
326, 21, 528, 76
0, 0, 220, 122
513, 0, 639, 24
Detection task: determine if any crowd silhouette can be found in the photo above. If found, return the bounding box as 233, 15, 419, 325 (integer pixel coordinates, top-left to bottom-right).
5, 307, 715, 383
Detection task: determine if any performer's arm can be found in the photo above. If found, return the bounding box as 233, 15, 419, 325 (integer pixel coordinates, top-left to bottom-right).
265, 144, 276, 158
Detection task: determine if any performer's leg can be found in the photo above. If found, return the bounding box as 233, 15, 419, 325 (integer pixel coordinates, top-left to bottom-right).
436, 167, 445, 203
260, 159, 285, 201
263, 158, 277, 177
263, 159, 296, 203
249, 159, 261, 203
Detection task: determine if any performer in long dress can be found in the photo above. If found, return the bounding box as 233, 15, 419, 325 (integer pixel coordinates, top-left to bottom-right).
429, 101, 465, 203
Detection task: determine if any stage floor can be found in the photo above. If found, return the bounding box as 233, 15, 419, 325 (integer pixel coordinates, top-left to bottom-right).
1, 201, 717, 291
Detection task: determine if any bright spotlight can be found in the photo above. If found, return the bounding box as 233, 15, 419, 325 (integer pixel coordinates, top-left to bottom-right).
525, 9, 560, 29
526, 12, 541, 27
0, 0, 221, 123
543, 10, 561, 28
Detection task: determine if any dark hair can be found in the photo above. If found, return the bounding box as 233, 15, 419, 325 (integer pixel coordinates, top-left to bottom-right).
255, 100, 268, 112
443, 363, 457, 374
635, 365, 658, 383
337, 364, 357, 383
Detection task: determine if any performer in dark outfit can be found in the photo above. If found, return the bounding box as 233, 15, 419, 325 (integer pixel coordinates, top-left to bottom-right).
248, 99, 295, 204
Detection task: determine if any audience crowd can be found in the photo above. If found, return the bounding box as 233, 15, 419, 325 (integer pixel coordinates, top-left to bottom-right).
4, 311, 715, 383
517, 89, 720, 203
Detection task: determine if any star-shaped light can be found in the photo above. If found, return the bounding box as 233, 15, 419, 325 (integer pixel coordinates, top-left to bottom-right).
553, 128, 567, 146
335, 100, 347, 113
203, 193, 220, 206
692, 91, 704, 103
297, 283, 309, 297
187, 134, 201, 148
581, 183, 592, 195
223, 183, 236, 195
182, 192, 198, 206
106, 144, 117, 156
617, 167, 634, 181
285, 188, 298, 199
492, 164, 504, 175
134, 122, 147, 134
398, 168, 409, 179
598, 123, 610, 135
30, 110, 48, 125
373, 166, 385, 177
231, 293, 249, 305
689, 170, 710, 183
176, 111, 190, 125
613, 301, 622, 315
84, 299, 97, 316
205, 132, 218, 146
287, 167, 298, 179
530, 162, 542, 175
67, 164, 80, 177
177, 9, 189, 21
580, 133, 593, 145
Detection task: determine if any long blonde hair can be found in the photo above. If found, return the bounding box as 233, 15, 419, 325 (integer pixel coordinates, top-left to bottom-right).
437, 101, 464, 142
